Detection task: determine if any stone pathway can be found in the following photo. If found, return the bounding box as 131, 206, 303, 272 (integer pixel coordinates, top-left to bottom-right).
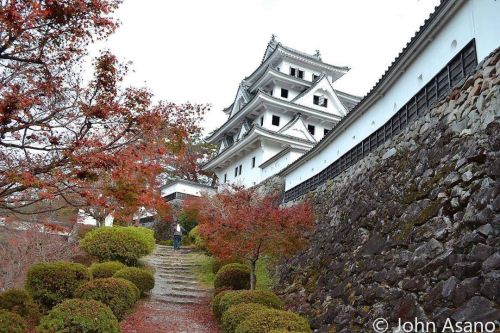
121, 245, 219, 333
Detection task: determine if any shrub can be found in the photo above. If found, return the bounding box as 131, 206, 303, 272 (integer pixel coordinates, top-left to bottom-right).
269, 331, 306, 333
214, 263, 251, 291
75, 278, 139, 319
218, 290, 283, 319
25, 262, 90, 310
213, 257, 243, 274
157, 239, 173, 246
0, 310, 27, 333
222, 303, 270, 333
212, 290, 231, 320
189, 226, 206, 251
89, 261, 126, 279
113, 267, 155, 295
235, 308, 311, 333
80, 226, 155, 265
37, 299, 119, 333
0, 289, 40, 325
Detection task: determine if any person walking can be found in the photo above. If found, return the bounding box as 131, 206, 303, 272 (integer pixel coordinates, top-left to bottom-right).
172, 223, 186, 250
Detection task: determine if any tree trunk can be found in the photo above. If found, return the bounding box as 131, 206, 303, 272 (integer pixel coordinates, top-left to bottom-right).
250, 259, 257, 290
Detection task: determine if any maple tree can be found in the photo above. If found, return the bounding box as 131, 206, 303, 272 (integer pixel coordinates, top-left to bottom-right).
191, 185, 315, 290
0, 0, 207, 222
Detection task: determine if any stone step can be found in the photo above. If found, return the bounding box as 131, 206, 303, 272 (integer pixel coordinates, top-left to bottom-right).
156, 291, 204, 299
172, 286, 205, 293
164, 279, 199, 285
153, 295, 203, 305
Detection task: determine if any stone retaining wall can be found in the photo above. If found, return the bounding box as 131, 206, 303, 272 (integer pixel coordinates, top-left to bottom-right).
276, 50, 500, 332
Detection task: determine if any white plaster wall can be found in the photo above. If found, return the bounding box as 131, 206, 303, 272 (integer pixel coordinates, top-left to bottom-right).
161, 182, 214, 197
216, 146, 265, 187
262, 150, 304, 179
285, 0, 500, 191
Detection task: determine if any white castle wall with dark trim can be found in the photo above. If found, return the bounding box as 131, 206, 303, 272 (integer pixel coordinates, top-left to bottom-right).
284, 0, 500, 193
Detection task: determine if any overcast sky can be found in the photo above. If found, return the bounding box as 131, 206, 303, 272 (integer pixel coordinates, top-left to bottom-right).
90, 0, 441, 134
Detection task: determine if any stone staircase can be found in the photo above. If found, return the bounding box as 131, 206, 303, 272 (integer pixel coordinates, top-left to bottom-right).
148, 245, 207, 305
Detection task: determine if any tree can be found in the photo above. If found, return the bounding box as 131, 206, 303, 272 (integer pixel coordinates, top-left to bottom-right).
192, 185, 315, 290
0, 1, 207, 222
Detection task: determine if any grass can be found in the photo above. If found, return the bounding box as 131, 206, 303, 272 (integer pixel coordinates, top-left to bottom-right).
190, 252, 275, 290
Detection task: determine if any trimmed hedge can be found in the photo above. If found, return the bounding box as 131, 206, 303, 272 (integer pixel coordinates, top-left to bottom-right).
212, 290, 232, 320
212, 258, 243, 274
80, 226, 155, 265
37, 299, 119, 333
0, 310, 27, 333
222, 303, 270, 333
214, 290, 283, 320
0, 289, 40, 325
214, 263, 251, 291
89, 261, 126, 279
25, 262, 90, 310
113, 267, 155, 295
75, 278, 139, 319
235, 308, 311, 333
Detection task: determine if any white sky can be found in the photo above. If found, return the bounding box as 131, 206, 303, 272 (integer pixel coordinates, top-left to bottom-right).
91, 0, 441, 134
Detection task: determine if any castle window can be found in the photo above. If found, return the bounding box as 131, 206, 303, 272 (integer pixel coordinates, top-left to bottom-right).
252, 157, 256, 168
224, 173, 227, 183
289, 67, 296, 76
313, 95, 328, 107
312, 74, 319, 81
260, 116, 264, 126
324, 128, 330, 136
298, 70, 304, 79
290, 67, 304, 79
238, 165, 242, 175
281, 88, 288, 98
308, 125, 315, 135
234, 167, 238, 177
272, 115, 280, 126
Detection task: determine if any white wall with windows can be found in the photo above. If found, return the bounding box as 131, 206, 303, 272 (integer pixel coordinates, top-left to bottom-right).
284, 0, 500, 191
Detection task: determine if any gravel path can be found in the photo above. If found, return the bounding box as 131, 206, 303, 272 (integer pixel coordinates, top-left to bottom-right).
121, 245, 219, 333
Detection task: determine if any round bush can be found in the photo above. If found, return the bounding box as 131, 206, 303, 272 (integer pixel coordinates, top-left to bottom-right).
218, 290, 284, 319
213, 258, 243, 274
113, 267, 155, 295
25, 262, 90, 310
214, 263, 251, 291
0, 289, 39, 325
75, 278, 139, 319
0, 310, 27, 333
222, 303, 270, 333
235, 308, 311, 333
212, 290, 232, 320
80, 226, 155, 265
37, 299, 119, 333
89, 261, 126, 279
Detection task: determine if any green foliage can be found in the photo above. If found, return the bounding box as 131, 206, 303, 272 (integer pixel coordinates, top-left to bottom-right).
191, 252, 216, 287
214, 263, 251, 291
25, 262, 90, 311
269, 331, 306, 333
37, 299, 119, 333
0, 310, 27, 333
235, 308, 311, 333
218, 290, 284, 319
75, 278, 139, 319
189, 226, 206, 251
0, 289, 40, 326
80, 226, 155, 265
213, 257, 243, 274
212, 290, 231, 320
178, 210, 198, 232
157, 239, 173, 246
89, 261, 126, 279
222, 303, 270, 333
113, 267, 155, 295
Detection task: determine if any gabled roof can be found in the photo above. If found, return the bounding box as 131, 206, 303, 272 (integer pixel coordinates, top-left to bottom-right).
205, 90, 341, 143
278, 114, 316, 143
292, 74, 349, 117
261, 35, 324, 65
203, 124, 315, 171
280, 0, 463, 176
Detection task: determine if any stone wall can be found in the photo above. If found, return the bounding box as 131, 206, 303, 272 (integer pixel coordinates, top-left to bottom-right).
276, 50, 500, 332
